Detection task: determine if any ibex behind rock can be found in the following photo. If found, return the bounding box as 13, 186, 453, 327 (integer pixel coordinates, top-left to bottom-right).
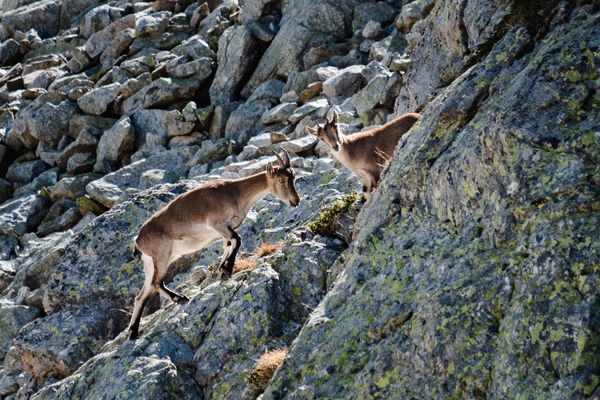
307, 111, 421, 198
127, 150, 300, 340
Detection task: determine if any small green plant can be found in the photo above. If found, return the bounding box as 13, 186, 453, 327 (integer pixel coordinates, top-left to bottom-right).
308, 193, 361, 237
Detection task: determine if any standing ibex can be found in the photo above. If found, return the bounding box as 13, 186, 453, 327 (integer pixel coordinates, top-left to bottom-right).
127, 149, 300, 340
307, 110, 421, 199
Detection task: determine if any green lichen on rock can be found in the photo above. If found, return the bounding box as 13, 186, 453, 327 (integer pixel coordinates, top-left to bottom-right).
262, 6, 600, 400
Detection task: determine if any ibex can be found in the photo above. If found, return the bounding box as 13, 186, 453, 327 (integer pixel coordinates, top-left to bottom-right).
306, 110, 421, 198
127, 149, 300, 340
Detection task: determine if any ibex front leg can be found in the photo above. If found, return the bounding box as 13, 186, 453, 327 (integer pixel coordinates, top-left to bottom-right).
214, 224, 241, 280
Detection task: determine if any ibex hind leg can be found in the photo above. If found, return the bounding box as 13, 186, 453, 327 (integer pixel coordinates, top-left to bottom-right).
128, 254, 157, 340
152, 245, 190, 304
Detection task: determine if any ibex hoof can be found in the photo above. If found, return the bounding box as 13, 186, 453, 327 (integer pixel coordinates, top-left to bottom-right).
219, 270, 232, 281
174, 295, 189, 304
128, 331, 139, 341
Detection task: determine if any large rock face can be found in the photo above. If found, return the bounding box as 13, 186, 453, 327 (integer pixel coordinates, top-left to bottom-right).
263, 6, 600, 400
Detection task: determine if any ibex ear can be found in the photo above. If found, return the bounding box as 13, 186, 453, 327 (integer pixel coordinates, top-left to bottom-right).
331, 109, 339, 125
266, 162, 274, 176
306, 126, 318, 136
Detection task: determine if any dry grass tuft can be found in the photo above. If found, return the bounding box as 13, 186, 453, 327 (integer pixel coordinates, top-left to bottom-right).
232, 242, 283, 275
248, 348, 289, 396
232, 255, 258, 274
256, 242, 283, 257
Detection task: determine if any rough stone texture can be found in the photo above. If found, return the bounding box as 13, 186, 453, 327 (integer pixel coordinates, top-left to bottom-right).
0, 0, 62, 39
352, 1, 398, 32
135, 11, 171, 37
99, 28, 135, 68
77, 83, 122, 116
0, 303, 41, 359
169, 57, 213, 79
94, 116, 135, 174
0, 194, 48, 238
13, 305, 110, 381
322, 65, 366, 98
224, 99, 271, 139
0, 39, 20, 66
263, 7, 600, 400
244, 0, 367, 96
17, 100, 78, 148
85, 15, 136, 59
66, 152, 96, 174
49, 174, 101, 202
79, 4, 125, 39
0, 2, 596, 399
26, 161, 359, 397
6, 159, 49, 184
394, 0, 511, 114
123, 77, 201, 113
86, 149, 192, 208
261, 102, 296, 125
210, 25, 260, 106
396, 0, 435, 33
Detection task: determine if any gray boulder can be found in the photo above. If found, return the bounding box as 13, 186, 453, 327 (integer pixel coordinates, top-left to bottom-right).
169, 57, 213, 79
210, 25, 259, 105
85, 15, 136, 59
244, 0, 366, 96
130, 109, 170, 149
0, 304, 41, 359
77, 83, 122, 116
79, 4, 125, 39
352, 1, 398, 32
0, 0, 62, 39
396, 0, 435, 33
37, 207, 82, 236
100, 28, 135, 68
49, 174, 102, 202
86, 149, 191, 208
94, 116, 136, 174
171, 34, 215, 59
0, 39, 20, 66
22, 67, 66, 90
123, 77, 200, 112
0, 194, 48, 237
224, 100, 271, 139
66, 153, 96, 174
13, 168, 59, 197
13, 305, 110, 381
18, 100, 78, 148
56, 127, 99, 169
135, 11, 171, 37
322, 65, 366, 98
261, 102, 297, 125
6, 159, 49, 184
34, 354, 203, 400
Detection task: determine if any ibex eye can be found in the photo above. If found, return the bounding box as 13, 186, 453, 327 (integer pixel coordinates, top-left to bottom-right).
279, 179, 285, 183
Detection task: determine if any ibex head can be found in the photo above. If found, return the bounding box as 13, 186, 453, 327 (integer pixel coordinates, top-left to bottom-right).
266, 148, 300, 207
305, 110, 342, 151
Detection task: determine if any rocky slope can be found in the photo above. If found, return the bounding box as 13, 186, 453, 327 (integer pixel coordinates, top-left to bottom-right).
0, 0, 598, 399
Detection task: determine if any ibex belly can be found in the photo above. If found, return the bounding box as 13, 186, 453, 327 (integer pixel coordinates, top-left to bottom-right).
169, 224, 220, 264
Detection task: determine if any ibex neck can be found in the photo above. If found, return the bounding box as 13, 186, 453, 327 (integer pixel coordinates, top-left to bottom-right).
238, 171, 270, 210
